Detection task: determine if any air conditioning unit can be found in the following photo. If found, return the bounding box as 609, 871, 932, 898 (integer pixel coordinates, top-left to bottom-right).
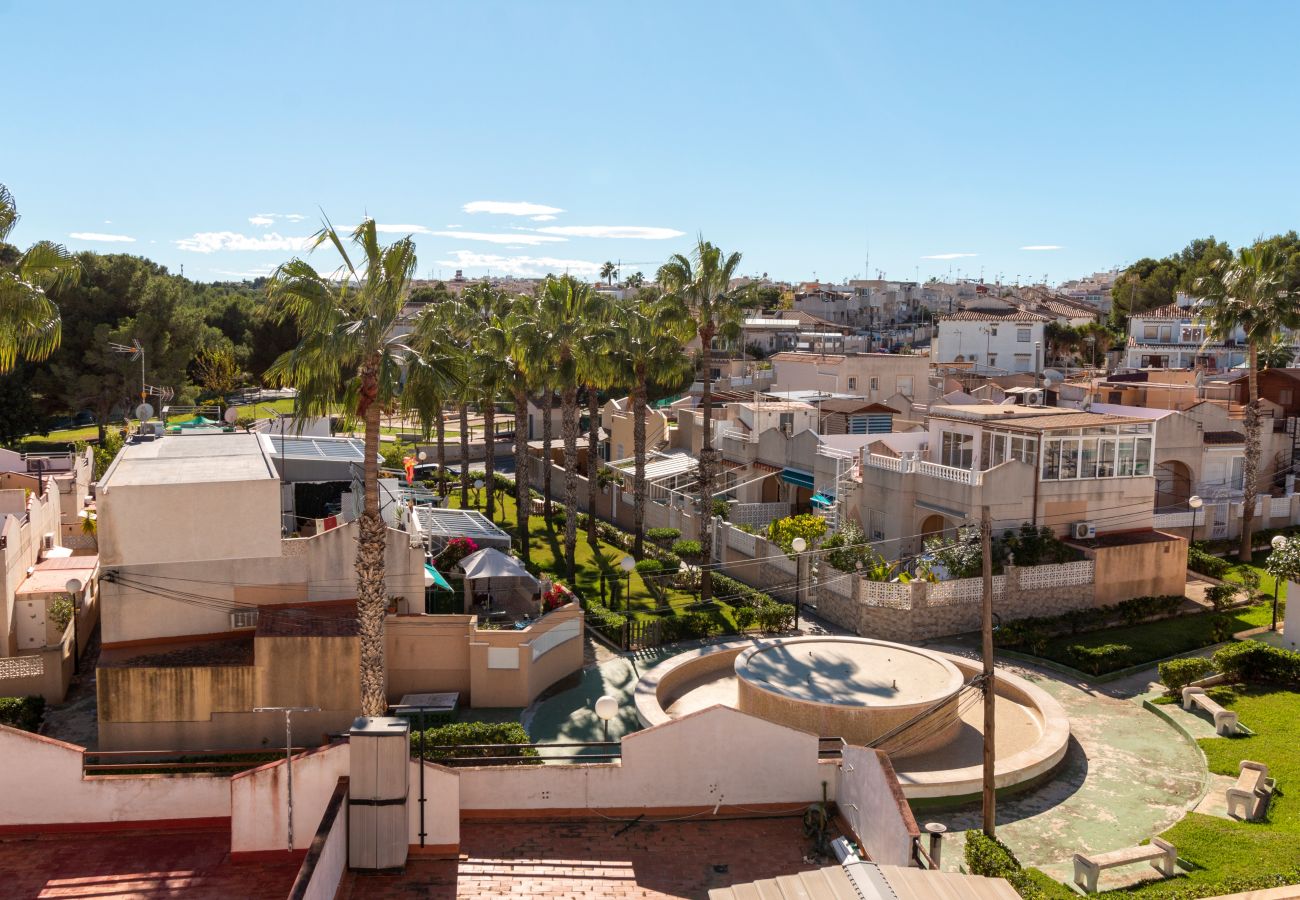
1072, 521, 1096, 540
230, 609, 259, 630
41, 533, 55, 551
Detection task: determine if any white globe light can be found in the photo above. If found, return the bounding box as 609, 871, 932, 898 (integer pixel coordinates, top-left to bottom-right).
594, 695, 618, 722
1188, 495, 1203, 510
791, 537, 807, 553
620, 556, 636, 572
474, 479, 484, 489
1273, 535, 1288, 550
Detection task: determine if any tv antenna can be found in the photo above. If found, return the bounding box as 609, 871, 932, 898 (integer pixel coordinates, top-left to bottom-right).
108, 339, 146, 403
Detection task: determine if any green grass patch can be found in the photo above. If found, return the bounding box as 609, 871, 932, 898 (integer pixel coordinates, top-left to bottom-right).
1036, 604, 1276, 675
1225, 552, 1289, 603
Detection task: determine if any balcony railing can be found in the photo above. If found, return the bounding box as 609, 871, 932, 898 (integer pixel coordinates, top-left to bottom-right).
862, 453, 982, 485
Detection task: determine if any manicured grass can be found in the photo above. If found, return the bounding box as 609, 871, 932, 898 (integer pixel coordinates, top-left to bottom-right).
1225, 552, 1289, 603
11, 425, 99, 449
451, 491, 739, 629
1036, 603, 1278, 674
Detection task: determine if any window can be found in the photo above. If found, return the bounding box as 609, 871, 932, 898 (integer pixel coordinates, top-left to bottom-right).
1010, 435, 1038, 467
847, 377, 857, 390
1144, 325, 1159, 340
1041, 430, 1152, 480
1017, 327, 1031, 342
1231, 457, 1245, 491
940, 431, 973, 469
869, 376, 880, 392
990, 327, 998, 337
987, 353, 997, 369
1014, 353, 1032, 372
1282, 389, 1294, 406
897, 376, 914, 397
1159, 326, 1173, 342
779, 412, 794, 432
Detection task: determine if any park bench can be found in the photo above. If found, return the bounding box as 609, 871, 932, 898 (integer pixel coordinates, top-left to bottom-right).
1181, 686, 1240, 735
1226, 760, 1274, 821
1073, 837, 1177, 894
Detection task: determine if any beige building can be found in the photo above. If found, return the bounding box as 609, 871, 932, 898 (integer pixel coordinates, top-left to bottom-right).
770, 351, 929, 410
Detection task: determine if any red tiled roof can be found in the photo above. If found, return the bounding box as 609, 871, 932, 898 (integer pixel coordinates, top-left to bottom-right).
939, 309, 1050, 322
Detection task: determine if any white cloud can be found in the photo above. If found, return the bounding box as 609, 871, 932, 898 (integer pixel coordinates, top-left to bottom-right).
211, 264, 276, 279
69, 232, 135, 243
437, 250, 601, 277
374, 223, 434, 235
921, 252, 978, 260
463, 200, 565, 217
103, 220, 113, 224
530, 214, 557, 222
534, 225, 684, 240
429, 231, 567, 246
174, 231, 311, 253
444, 224, 463, 229
1020, 245, 1064, 251
250, 212, 307, 227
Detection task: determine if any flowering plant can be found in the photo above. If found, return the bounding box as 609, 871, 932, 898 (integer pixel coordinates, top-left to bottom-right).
441, 537, 479, 569
542, 582, 572, 611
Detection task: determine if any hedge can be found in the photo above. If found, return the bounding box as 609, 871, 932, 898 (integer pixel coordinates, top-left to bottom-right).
1157, 657, 1216, 697
995, 595, 1184, 653
1067, 643, 1135, 675
411, 721, 539, 765
646, 527, 680, 544
712, 572, 777, 609
671, 539, 704, 560
1188, 546, 1232, 579
0, 696, 45, 733
1212, 640, 1300, 686
963, 830, 1048, 899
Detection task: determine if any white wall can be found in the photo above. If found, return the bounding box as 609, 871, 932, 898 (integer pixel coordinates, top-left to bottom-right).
837, 746, 917, 866
936, 319, 1045, 370
0, 725, 230, 828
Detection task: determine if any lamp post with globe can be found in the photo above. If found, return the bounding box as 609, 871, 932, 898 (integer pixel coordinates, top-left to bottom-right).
1265, 534, 1300, 633
1188, 495, 1204, 548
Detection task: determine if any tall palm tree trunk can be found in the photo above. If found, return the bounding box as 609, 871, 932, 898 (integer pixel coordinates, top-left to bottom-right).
542, 388, 554, 519
1241, 341, 1261, 561
483, 397, 496, 521
561, 384, 579, 580
586, 387, 600, 546
632, 365, 648, 558
513, 387, 531, 565
357, 371, 388, 717
435, 402, 447, 499
459, 403, 470, 508
698, 333, 716, 602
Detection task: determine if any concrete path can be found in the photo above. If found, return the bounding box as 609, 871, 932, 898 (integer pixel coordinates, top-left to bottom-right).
922, 652, 1207, 887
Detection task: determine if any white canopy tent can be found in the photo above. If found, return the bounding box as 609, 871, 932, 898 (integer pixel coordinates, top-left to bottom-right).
456, 548, 540, 620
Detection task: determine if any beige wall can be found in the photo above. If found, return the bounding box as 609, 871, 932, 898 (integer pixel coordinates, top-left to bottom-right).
0, 725, 231, 829
771, 353, 929, 403
1085, 533, 1187, 606
99, 476, 282, 567
100, 521, 424, 646
603, 399, 669, 464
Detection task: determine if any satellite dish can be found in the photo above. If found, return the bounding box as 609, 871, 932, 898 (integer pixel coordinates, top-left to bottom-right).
135, 402, 155, 421
1042, 368, 1065, 386
999, 396, 1018, 405
223, 407, 240, 424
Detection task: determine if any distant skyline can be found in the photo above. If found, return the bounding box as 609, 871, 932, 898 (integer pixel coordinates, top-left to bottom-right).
4, 1, 1300, 285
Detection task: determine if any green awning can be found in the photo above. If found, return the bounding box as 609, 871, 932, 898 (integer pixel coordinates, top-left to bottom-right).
811, 492, 835, 507
424, 563, 453, 592
780, 468, 815, 490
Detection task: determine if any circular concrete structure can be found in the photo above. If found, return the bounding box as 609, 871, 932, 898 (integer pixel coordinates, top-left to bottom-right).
634, 636, 1071, 801
734, 637, 964, 754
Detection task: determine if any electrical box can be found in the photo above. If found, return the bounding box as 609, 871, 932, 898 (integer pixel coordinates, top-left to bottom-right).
348, 716, 410, 871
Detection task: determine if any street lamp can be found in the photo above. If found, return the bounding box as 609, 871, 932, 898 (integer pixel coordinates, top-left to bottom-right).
620, 555, 636, 648
594, 694, 618, 742
65, 578, 83, 675
1188, 495, 1204, 547
792, 537, 807, 631
1270, 534, 1287, 632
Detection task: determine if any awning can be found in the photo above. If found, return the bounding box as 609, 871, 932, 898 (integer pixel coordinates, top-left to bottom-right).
780, 468, 815, 490
811, 492, 835, 508
458, 547, 538, 584
424, 564, 452, 592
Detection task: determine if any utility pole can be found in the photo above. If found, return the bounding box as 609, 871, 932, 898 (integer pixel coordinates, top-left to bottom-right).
980, 505, 997, 837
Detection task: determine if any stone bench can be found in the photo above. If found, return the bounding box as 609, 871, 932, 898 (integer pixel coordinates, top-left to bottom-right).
1073, 838, 1177, 894
1181, 686, 1239, 735
1226, 760, 1273, 820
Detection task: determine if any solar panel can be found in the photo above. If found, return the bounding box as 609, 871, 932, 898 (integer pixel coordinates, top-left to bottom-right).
271, 437, 366, 461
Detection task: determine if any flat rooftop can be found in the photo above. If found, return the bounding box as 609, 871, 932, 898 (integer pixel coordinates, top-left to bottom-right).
929, 405, 1150, 431
100, 433, 278, 488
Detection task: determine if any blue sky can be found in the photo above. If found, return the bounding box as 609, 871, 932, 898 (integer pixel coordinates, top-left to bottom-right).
4, 1, 1300, 285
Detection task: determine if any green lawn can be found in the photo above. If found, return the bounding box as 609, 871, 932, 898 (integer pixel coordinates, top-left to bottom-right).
450, 491, 738, 629
1225, 552, 1289, 602
10, 425, 100, 449
1036, 603, 1279, 675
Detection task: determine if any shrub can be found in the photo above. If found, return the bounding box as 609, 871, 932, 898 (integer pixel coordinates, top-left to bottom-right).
671, 539, 704, 560
659, 611, 721, 642
0, 696, 45, 732
1158, 657, 1216, 697
754, 602, 795, 632
633, 559, 662, 577
48, 596, 74, 634
1188, 546, 1232, 579
734, 606, 757, 630
1212, 640, 1300, 686
712, 573, 775, 609
963, 830, 1047, 900
711, 499, 730, 520
649, 549, 682, 570
411, 721, 538, 765
645, 527, 680, 545
1068, 643, 1134, 675
584, 597, 627, 637
439, 536, 479, 570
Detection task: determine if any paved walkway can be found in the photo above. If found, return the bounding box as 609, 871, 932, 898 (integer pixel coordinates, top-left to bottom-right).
922, 651, 1207, 886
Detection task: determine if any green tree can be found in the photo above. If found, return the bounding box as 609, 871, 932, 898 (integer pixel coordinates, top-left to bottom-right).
266, 217, 451, 717
503, 292, 546, 564
0, 185, 79, 373
460, 282, 511, 520
767, 514, 828, 555
625, 271, 645, 289
579, 307, 617, 547
600, 261, 618, 286
611, 287, 693, 555
194, 346, 244, 403
1197, 242, 1297, 562
658, 238, 749, 601
405, 297, 461, 499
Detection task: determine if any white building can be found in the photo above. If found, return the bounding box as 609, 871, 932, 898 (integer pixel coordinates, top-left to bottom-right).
935, 309, 1050, 372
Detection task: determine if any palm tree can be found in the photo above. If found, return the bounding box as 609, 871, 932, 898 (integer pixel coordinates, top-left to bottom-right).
600, 261, 618, 286
579, 312, 618, 547
658, 238, 747, 601
405, 301, 460, 498
460, 282, 511, 520
613, 288, 693, 555
0, 184, 79, 372
505, 292, 545, 565
267, 217, 449, 717
1197, 243, 1297, 561
626, 271, 645, 289
537, 275, 605, 578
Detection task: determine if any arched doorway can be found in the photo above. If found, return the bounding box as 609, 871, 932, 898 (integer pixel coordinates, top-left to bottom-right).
1155, 460, 1192, 511
920, 514, 948, 542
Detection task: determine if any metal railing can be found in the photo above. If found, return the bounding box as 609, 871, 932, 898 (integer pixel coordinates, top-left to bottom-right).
414, 741, 622, 765
83, 746, 309, 776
